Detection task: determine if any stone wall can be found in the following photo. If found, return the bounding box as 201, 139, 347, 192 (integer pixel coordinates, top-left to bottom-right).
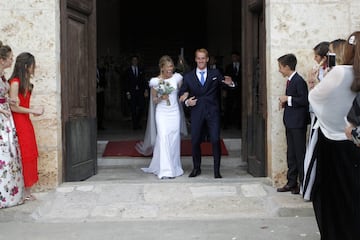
266, 0, 360, 186
0, 0, 61, 190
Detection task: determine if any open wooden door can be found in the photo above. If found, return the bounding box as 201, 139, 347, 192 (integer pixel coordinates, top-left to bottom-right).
242, 0, 267, 177
61, 0, 97, 181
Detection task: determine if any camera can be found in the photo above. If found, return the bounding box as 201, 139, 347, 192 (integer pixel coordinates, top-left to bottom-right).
327, 53, 336, 68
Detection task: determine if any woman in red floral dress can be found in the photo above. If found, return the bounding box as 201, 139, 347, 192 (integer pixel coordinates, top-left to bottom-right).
9, 52, 44, 201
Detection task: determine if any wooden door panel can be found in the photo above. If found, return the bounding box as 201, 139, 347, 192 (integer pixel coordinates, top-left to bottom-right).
61, 0, 97, 182
67, 15, 88, 116
65, 118, 96, 181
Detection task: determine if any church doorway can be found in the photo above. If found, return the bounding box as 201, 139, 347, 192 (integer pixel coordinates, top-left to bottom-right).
96, 0, 242, 141
95, 0, 267, 178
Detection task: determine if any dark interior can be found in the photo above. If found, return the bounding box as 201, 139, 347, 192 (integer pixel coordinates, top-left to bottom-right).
96, 1, 242, 137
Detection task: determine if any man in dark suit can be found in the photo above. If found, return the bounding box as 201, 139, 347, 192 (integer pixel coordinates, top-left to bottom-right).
179, 48, 235, 178
96, 60, 107, 130
208, 55, 224, 74
277, 53, 310, 194
124, 55, 148, 130
224, 51, 241, 130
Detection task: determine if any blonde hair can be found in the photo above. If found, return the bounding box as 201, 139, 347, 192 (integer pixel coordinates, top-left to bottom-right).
158, 55, 174, 75
329, 39, 346, 65
195, 48, 209, 58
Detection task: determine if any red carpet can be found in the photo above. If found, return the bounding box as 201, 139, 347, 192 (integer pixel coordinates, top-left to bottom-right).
102, 139, 228, 157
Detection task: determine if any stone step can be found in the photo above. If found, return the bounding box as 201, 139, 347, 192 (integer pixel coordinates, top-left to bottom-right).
19, 180, 313, 223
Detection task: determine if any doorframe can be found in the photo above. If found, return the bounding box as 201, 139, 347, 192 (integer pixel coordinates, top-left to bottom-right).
241, 0, 267, 177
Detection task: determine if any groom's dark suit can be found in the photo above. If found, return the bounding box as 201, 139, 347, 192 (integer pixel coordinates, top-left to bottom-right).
179, 68, 227, 177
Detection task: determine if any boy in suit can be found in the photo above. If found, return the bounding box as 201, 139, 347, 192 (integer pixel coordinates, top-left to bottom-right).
277, 53, 310, 194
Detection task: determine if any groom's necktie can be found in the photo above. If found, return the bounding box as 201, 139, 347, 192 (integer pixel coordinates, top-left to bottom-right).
200, 71, 205, 86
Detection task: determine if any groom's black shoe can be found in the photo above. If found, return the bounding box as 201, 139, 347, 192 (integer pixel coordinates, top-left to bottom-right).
214, 173, 222, 179
189, 169, 201, 177
214, 168, 222, 178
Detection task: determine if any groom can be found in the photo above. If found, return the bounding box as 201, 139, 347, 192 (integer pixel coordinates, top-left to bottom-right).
179, 48, 235, 178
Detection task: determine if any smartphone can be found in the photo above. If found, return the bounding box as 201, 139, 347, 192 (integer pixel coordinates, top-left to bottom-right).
328, 53, 336, 68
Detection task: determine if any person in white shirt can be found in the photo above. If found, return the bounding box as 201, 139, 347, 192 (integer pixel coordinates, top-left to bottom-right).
309, 32, 360, 240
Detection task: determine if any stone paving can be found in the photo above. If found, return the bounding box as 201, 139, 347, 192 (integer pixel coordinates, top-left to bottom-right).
0, 138, 320, 240
0, 169, 314, 224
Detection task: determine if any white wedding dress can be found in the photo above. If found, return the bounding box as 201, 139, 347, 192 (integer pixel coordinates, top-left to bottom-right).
139, 72, 186, 179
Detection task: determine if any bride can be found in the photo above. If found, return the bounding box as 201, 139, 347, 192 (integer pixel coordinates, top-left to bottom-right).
136, 55, 188, 179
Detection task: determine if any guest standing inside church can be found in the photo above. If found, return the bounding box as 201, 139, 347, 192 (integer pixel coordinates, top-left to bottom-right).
96, 58, 107, 130
124, 55, 148, 130
224, 51, 241, 129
